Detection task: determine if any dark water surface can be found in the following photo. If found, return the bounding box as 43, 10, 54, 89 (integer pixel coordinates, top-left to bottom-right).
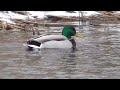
0, 25, 120, 79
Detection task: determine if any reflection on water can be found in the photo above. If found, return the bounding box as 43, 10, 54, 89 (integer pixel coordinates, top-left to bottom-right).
0, 25, 120, 79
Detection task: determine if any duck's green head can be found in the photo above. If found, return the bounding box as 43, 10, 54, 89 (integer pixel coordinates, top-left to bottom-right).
62, 26, 77, 39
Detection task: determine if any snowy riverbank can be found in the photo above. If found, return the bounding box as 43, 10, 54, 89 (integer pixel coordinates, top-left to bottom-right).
0, 11, 101, 24
1, 11, 120, 31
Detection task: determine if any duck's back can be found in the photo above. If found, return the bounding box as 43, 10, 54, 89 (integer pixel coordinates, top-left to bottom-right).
33, 35, 72, 49
34, 35, 67, 43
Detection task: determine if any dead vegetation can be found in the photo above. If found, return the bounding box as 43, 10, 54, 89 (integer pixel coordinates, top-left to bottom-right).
89, 11, 120, 24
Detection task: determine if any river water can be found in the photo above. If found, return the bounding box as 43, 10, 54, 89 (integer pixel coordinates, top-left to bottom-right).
0, 24, 120, 79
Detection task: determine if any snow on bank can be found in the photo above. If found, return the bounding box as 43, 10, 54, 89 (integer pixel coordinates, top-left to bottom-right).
0, 11, 101, 24
0, 11, 28, 24
7, 11, 28, 19
28, 11, 101, 18
0, 12, 14, 24
81, 11, 101, 16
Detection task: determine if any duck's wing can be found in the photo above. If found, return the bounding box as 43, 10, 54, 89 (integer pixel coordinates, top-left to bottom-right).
33, 35, 67, 43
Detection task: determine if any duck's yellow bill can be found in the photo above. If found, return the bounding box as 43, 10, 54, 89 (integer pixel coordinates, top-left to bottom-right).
74, 33, 82, 38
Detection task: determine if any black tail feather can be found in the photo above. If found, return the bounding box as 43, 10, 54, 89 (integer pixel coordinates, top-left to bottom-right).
27, 40, 41, 47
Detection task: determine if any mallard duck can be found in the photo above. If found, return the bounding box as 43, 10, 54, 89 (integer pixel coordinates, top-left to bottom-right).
25, 26, 80, 50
